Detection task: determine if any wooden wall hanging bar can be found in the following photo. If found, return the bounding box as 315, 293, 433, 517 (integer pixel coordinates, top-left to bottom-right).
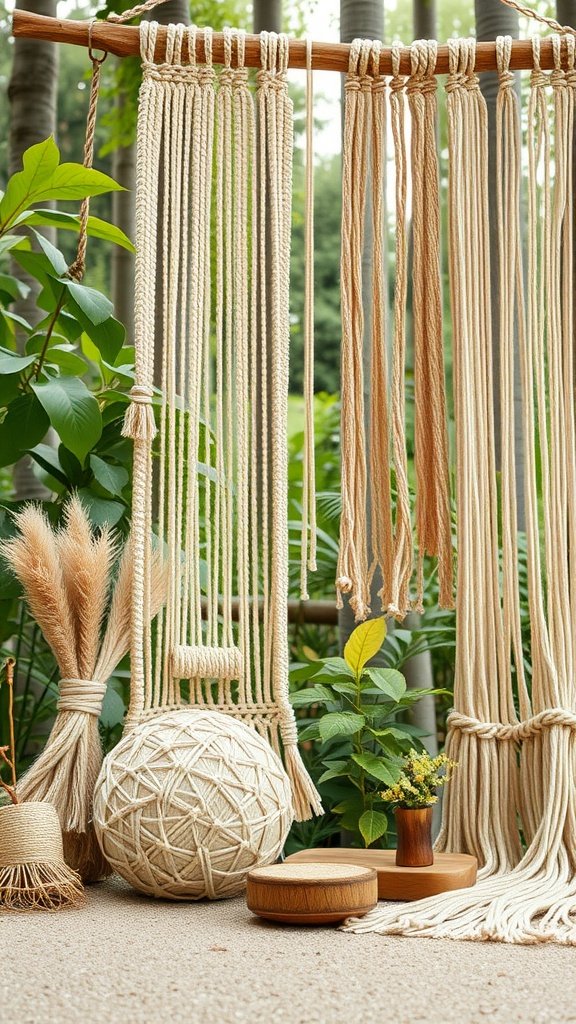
11, 12, 569, 74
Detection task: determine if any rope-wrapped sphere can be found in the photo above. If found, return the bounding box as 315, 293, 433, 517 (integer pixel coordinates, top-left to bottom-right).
93, 709, 293, 900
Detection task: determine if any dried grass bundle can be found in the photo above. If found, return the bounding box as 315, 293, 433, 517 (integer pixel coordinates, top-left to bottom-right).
1, 497, 166, 882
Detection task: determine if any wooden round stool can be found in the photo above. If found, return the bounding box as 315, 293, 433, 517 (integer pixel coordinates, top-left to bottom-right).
246, 862, 378, 925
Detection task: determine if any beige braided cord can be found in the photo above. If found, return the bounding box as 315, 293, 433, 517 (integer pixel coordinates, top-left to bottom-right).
387, 44, 413, 618
407, 40, 453, 614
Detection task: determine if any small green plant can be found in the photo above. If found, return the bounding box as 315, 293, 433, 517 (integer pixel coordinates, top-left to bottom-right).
381, 749, 457, 809
289, 616, 448, 848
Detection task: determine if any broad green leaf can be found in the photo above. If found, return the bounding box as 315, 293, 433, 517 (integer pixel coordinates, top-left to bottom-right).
60, 280, 113, 326
318, 711, 365, 743
294, 722, 321, 743
364, 668, 406, 702
99, 686, 126, 728
1, 310, 33, 334
351, 752, 401, 786
331, 794, 366, 832
317, 761, 350, 785
359, 809, 388, 848
0, 138, 60, 229
344, 616, 386, 675
310, 657, 353, 681
16, 210, 135, 252
33, 232, 69, 276
0, 353, 36, 375
67, 296, 125, 364
45, 346, 87, 376
31, 377, 102, 462
0, 235, 27, 257
0, 273, 29, 303
27, 443, 69, 486
58, 445, 84, 483
77, 488, 125, 528
0, 393, 50, 467
89, 454, 129, 497
289, 684, 334, 708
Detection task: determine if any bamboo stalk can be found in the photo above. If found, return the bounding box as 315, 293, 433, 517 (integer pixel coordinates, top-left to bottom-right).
11, 12, 569, 73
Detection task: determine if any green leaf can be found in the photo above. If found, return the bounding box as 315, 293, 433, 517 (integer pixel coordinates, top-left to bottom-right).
30, 377, 102, 462
17, 210, 135, 252
45, 346, 87, 376
358, 809, 388, 847
0, 393, 50, 467
67, 296, 125, 363
0, 353, 36, 375
27, 443, 69, 486
99, 686, 126, 728
289, 684, 334, 708
60, 280, 113, 326
343, 617, 386, 675
89, 454, 129, 497
0, 235, 27, 257
77, 489, 125, 528
0, 138, 60, 229
309, 657, 353, 683
33, 232, 69, 276
364, 668, 407, 702
351, 752, 401, 786
318, 711, 365, 743
0, 273, 29, 303
317, 761, 350, 785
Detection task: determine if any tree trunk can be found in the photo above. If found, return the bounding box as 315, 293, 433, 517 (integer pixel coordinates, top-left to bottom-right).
338, 0, 385, 657
253, 0, 282, 32
8, 0, 58, 501
475, 0, 524, 529
111, 79, 136, 346
413, 0, 436, 39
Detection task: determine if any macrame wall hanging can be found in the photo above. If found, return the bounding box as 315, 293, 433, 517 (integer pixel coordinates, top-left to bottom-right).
120, 20, 321, 822
345, 28, 576, 945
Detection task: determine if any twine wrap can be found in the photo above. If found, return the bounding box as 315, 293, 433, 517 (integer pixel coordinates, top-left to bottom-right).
57, 679, 107, 716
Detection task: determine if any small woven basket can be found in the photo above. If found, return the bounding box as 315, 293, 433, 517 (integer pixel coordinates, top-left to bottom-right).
0, 801, 83, 910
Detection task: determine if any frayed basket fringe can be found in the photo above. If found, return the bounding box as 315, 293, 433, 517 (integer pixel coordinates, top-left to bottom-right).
0, 861, 84, 911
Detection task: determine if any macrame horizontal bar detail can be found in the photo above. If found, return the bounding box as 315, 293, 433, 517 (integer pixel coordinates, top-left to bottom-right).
56, 679, 108, 716
172, 645, 243, 681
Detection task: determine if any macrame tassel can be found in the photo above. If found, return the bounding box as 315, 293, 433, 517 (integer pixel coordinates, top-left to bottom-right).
122, 385, 157, 442
0, 801, 83, 911
283, 741, 323, 821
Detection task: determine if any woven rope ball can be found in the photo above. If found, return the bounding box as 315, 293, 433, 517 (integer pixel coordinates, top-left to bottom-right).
93, 709, 293, 900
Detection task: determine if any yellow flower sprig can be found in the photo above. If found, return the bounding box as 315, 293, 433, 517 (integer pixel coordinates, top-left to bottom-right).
381, 749, 457, 809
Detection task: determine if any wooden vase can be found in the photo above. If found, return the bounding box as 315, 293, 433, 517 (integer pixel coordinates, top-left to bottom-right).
395, 806, 434, 867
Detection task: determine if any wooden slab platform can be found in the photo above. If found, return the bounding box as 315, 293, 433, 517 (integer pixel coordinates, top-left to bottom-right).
285, 848, 477, 902
247, 862, 378, 925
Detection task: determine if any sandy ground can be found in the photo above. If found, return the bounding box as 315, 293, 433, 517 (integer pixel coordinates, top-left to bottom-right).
3, 876, 575, 1024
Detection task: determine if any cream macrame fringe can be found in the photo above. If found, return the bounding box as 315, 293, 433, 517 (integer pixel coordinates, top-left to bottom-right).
122, 23, 321, 821
345, 35, 576, 945
337, 39, 453, 621
0, 801, 83, 911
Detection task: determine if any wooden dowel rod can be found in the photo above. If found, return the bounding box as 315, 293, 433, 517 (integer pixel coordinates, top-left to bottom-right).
11, 12, 570, 74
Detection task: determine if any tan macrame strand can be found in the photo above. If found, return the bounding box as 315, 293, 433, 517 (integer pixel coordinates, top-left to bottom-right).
346, 34, 576, 944
121, 22, 321, 821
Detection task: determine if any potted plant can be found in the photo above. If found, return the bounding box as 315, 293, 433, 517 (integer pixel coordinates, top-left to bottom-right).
381, 749, 457, 867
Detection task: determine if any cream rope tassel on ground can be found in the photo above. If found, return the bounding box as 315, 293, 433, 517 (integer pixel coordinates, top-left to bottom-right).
345, 35, 576, 944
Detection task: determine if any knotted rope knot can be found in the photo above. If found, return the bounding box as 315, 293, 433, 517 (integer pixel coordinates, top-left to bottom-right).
496, 34, 514, 88
551, 68, 567, 89
448, 708, 576, 742
233, 67, 249, 86
336, 574, 353, 593
57, 679, 107, 717
389, 74, 406, 94
129, 384, 154, 405
445, 72, 466, 94
530, 67, 548, 89
219, 67, 234, 89
359, 73, 373, 93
